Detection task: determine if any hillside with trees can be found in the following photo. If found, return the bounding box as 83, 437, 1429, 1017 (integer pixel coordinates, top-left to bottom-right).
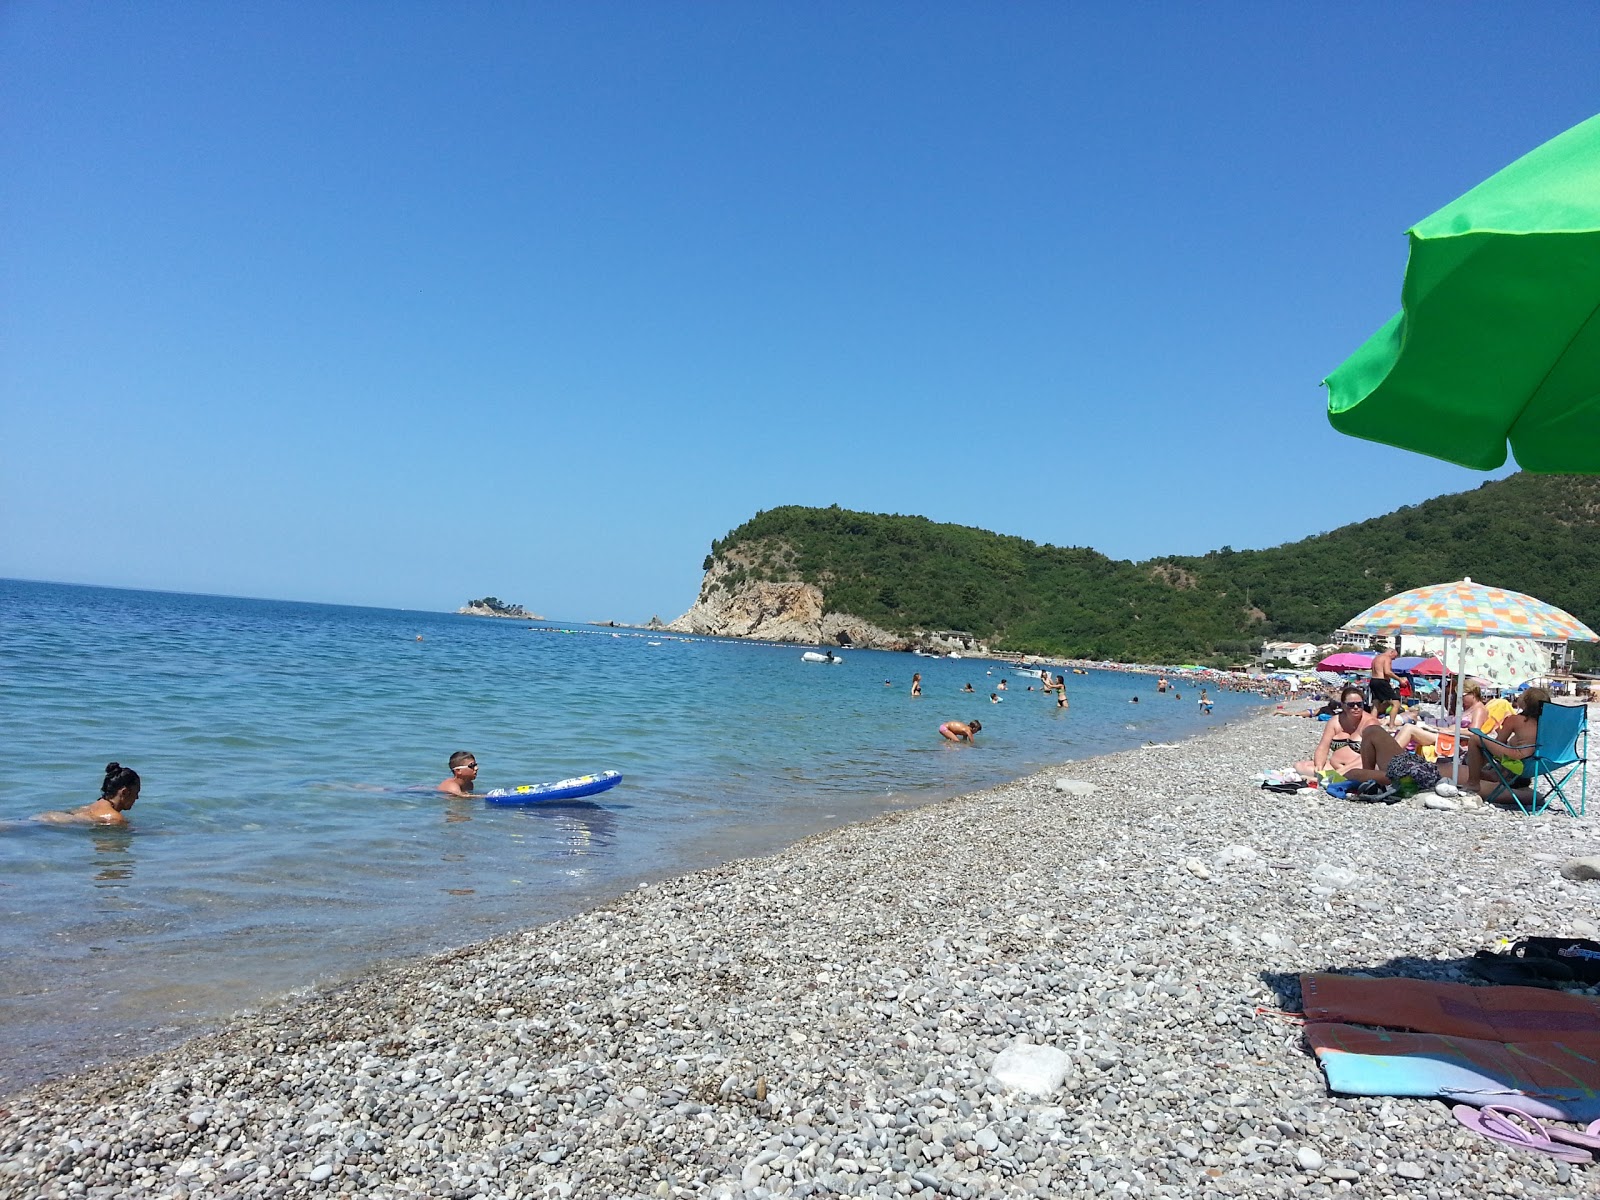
698, 474, 1600, 665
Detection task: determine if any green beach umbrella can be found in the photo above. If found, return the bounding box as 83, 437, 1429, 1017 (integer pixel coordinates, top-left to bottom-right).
1324, 112, 1600, 472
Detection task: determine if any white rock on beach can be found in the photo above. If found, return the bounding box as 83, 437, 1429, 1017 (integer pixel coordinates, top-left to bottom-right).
1053, 778, 1096, 795
990, 1040, 1074, 1095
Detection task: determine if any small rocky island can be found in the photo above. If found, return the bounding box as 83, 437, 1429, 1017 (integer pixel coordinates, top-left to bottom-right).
457, 596, 544, 620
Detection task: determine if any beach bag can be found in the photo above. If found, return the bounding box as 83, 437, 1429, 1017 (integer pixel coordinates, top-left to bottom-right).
1470, 938, 1600, 988
1385, 750, 1441, 791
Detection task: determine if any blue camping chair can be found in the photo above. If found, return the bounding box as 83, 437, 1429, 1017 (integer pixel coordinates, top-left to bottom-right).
1478, 702, 1589, 816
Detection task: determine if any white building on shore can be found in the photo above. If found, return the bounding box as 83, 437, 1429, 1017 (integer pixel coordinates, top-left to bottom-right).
1258, 640, 1322, 667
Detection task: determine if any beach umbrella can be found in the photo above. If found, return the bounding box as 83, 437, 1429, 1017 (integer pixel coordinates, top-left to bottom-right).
1318, 651, 1375, 671
1392, 656, 1446, 676
1340, 577, 1597, 786
1323, 113, 1600, 472
1394, 637, 1547, 689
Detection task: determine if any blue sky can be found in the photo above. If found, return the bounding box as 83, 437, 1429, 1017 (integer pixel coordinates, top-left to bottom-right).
2, 5, 1594, 619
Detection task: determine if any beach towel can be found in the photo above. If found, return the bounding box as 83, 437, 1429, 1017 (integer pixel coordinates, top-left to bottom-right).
1305, 1022, 1600, 1122
1300, 973, 1600, 1045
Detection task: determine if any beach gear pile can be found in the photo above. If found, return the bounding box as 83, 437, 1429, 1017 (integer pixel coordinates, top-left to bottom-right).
1255, 768, 1315, 795
1300, 971, 1600, 1163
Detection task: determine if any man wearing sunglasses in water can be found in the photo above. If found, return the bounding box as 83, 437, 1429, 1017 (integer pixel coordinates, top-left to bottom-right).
438, 751, 479, 796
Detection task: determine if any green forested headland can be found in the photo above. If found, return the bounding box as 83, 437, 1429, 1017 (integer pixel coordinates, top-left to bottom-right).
701, 474, 1600, 665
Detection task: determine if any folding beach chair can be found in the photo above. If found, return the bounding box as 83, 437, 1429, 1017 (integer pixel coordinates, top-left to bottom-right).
1479, 702, 1589, 817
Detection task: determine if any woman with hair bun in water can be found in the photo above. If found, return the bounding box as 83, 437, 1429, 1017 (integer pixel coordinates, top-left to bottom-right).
38, 763, 142, 826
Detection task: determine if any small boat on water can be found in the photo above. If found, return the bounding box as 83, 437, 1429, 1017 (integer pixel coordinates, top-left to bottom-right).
801, 651, 844, 664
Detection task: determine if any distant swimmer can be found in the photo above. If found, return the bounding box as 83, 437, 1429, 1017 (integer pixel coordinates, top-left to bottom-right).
438, 751, 479, 795
911, 673, 922, 697
884, 679, 894, 687
962, 683, 975, 692
1130, 696, 1140, 704
37, 762, 141, 826
1199, 689, 1214, 714
1157, 677, 1169, 693
997, 680, 1007, 691
938, 719, 981, 743
415, 634, 424, 642
990, 693, 1002, 703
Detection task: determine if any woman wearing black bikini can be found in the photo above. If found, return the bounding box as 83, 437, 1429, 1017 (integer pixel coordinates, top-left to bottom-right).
1296, 687, 1379, 778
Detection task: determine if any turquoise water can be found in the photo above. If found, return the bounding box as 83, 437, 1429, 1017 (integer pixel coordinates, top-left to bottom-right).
0, 579, 1261, 1090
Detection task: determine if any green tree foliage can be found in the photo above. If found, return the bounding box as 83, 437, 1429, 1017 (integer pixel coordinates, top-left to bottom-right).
704, 475, 1600, 663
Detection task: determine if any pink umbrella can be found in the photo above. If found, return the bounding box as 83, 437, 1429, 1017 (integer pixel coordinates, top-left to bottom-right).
1318, 651, 1375, 671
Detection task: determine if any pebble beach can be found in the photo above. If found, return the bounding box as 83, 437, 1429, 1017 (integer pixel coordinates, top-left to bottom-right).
5, 713, 1599, 1200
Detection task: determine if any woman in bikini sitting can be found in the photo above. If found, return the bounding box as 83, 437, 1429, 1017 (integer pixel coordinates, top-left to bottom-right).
37, 763, 142, 826
1458, 688, 1547, 800
1294, 687, 1379, 779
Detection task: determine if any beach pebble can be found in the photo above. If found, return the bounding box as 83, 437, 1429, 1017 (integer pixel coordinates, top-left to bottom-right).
1423, 796, 1460, 812
1308, 863, 1361, 891
1561, 857, 1600, 881
1183, 857, 1212, 880
1296, 1147, 1324, 1171
989, 1041, 1073, 1095
1395, 1161, 1426, 1179
1053, 779, 1096, 796
308, 1163, 333, 1183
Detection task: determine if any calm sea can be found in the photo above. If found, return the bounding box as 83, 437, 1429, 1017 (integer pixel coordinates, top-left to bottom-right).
0, 579, 1261, 1091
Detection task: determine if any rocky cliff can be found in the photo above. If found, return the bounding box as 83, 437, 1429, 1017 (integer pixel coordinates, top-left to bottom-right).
667, 553, 979, 652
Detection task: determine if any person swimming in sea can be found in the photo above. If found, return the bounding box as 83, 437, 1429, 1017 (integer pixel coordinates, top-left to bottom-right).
438, 751, 479, 795
990, 692, 1002, 703
37, 763, 141, 826
1199, 689, 1214, 714
938, 719, 981, 743
910, 673, 922, 697
962, 683, 975, 692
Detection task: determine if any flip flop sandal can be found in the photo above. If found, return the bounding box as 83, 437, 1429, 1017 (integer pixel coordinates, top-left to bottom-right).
1545, 1118, 1600, 1153
1451, 1104, 1595, 1163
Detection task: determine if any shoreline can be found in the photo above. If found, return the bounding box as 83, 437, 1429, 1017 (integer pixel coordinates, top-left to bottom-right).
5, 714, 1594, 1198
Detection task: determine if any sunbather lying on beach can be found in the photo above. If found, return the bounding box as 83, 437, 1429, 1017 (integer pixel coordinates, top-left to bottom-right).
938, 720, 980, 743
37, 763, 141, 826
1294, 687, 1379, 778
438, 751, 479, 795
1390, 684, 1488, 753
